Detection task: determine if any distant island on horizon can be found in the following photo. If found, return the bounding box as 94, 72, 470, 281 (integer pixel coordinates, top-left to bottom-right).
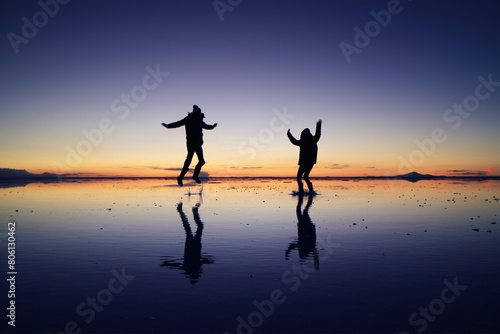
0, 168, 60, 179
0, 168, 498, 182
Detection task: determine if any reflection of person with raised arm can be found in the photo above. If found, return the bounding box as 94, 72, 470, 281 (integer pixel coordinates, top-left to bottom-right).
286, 194, 319, 270
160, 202, 214, 284
287, 119, 321, 194
162, 105, 217, 186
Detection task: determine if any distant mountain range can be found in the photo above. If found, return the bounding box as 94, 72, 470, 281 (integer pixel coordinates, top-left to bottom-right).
0, 168, 59, 179
355, 171, 498, 182
392, 171, 438, 181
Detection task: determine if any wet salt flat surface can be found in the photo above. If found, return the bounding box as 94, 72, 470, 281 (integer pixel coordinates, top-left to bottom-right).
1, 178, 499, 333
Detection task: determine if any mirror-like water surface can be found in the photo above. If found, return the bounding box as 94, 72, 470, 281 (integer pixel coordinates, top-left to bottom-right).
1, 179, 499, 333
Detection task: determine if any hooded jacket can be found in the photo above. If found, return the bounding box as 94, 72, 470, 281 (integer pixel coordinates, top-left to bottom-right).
165, 112, 216, 148
287, 122, 321, 166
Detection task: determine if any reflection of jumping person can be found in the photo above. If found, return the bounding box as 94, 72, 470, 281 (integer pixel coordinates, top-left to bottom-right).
160, 202, 214, 284
162, 105, 217, 186
285, 194, 319, 270
287, 120, 321, 194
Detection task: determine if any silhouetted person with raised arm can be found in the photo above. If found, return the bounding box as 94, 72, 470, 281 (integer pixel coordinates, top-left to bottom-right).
285, 194, 319, 270
162, 105, 217, 186
160, 202, 214, 284
287, 119, 322, 194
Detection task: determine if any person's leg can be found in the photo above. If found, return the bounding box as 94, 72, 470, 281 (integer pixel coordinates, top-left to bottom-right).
192, 204, 204, 242
192, 146, 205, 183
296, 165, 305, 193
303, 164, 314, 193
178, 148, 195, 186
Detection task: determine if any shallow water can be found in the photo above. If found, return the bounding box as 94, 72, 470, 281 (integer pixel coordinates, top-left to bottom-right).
1, 179, 499, 333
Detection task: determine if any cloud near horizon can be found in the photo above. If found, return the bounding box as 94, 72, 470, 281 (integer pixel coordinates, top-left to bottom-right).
446, 169, 489, 177
121, 166, 182, 171
324, 164, 352, 170
227, 166, 263, 169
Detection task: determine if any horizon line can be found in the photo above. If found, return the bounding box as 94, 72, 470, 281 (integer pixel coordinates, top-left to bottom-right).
1, 175, 500, 180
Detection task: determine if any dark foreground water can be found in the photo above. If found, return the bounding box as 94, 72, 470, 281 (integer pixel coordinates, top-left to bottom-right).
1, 178, 499, 333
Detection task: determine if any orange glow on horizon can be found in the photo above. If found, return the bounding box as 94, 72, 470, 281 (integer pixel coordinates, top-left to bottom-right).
21, 163, 500, 178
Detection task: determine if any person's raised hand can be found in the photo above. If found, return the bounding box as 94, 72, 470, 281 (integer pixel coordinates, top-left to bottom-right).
213, 123, 218, 128
161, 123, 168, 128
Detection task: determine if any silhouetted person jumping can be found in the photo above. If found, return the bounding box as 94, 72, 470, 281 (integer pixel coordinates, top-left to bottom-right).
162, 105, 217, 186
287, 119, 321, 194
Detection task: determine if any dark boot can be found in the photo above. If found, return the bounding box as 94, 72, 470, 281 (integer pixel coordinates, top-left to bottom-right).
192, 161, 204, 183
178, 166, 189, 186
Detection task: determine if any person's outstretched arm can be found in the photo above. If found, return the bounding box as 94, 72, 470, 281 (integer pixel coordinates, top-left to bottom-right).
162, 117, 186, 129
202, 122, 217, 130
287, 129, 300, 146
314, 119, 322, 142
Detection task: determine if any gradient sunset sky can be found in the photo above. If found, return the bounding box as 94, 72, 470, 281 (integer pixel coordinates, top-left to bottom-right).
1, 0, 499, 177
